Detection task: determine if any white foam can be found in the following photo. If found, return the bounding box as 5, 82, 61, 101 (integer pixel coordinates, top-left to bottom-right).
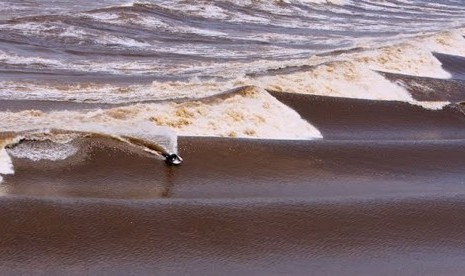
351, 30, 465, 78
410, 101, 450, 110
424, 30, 465, 57
0, 50, 64, 68
354, 46, 451, 79
0, 148, 14, 184
0, 149, 14, 175
291, 0, 351, 5
254, 61, 415, 101
0, 88, 322, 140
116, 2, 138, 8
159, 2, 229, 20
0, 78, 234, 104
84, 12, 120, 21
0, 22, 150, 49
149, 87, 323, 139
6, 141, 78, 162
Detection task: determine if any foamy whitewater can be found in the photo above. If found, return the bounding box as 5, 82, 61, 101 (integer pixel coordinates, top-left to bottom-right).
1, 0, 465, 180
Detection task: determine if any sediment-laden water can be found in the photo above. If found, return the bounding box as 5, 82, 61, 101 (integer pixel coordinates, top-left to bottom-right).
1, 0, 465, 274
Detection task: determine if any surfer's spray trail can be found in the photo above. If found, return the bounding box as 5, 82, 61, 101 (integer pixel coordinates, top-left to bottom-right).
0, 121, 179, 181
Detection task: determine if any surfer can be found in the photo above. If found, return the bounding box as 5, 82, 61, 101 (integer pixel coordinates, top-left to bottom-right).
116, 135, 182, 166
162, 153, 183, 166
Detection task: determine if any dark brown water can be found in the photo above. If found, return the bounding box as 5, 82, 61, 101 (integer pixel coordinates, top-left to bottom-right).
434, 52, 465, 81
2, 196, 465, 275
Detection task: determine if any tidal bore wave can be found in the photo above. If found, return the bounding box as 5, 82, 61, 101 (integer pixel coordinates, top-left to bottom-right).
1, 0, 465, 274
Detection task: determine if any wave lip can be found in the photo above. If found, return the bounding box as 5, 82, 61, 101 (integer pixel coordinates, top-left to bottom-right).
269, 92, 465, 141
433, 52, 465, 81
381, 71, 465, 102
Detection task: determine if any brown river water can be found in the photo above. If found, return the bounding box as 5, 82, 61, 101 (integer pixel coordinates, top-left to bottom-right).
1, 0, 465, 274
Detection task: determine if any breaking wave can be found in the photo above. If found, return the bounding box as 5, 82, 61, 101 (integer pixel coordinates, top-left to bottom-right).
0, 0, 465, 166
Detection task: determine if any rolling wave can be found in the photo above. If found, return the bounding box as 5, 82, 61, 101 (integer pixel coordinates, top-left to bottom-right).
1, 0, 465, 157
